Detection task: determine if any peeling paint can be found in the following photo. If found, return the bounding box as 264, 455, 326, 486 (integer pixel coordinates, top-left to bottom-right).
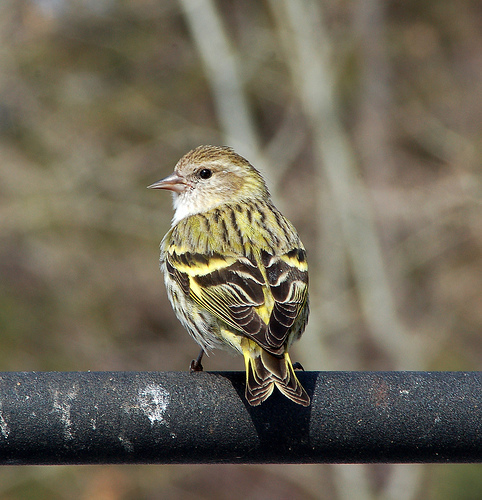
118, 435, 134, 452
51, 385, 79, 440
0, 405, 10, 439
138, 384, 170, 426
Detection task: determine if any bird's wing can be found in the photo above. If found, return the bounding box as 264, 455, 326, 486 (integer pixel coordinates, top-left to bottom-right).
165, 247, 308, 356
259, 248, 309, 352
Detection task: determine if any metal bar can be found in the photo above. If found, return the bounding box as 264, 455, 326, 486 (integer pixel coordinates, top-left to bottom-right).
0, 371, 480, 464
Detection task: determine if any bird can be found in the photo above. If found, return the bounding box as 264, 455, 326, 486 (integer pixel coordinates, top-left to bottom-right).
148, 145, 310, 406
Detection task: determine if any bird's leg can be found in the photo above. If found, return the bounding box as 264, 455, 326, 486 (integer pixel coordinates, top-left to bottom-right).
292, 361, 305, 371
189, 348, 204, 372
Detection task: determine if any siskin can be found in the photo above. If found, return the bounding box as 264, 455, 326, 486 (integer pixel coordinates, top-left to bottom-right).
149, 145, 310, 406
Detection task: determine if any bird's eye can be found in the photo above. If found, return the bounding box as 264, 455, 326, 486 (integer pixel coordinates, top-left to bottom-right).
199, 168, 212, 179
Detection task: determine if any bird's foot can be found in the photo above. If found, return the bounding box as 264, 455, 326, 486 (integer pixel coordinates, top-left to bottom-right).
189, 359, 203, 372
292, 361, 305, 371
189, 348, 205, 373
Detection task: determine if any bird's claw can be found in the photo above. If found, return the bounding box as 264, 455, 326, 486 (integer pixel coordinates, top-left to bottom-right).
189, 348, 205, 372
189, 359, 204, 372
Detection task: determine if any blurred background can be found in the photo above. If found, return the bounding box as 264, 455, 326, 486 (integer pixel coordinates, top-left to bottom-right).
0, 0, 481, 498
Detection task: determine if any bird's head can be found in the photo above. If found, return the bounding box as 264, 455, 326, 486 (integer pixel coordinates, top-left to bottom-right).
148, 145, 270, 223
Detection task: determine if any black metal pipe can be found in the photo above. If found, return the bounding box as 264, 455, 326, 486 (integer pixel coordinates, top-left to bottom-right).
0, 371, 480, 464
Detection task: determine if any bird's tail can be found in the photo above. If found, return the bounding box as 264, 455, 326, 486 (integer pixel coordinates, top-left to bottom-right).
243, 348, 310, 406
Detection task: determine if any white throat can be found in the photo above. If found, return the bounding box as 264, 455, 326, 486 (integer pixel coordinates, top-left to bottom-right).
171, 191, 211, 225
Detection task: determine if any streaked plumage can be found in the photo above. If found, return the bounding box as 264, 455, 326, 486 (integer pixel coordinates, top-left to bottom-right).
149, 145, 310, 406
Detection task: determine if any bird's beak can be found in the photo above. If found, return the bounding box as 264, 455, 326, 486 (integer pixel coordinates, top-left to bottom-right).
147, 172, 190, 193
